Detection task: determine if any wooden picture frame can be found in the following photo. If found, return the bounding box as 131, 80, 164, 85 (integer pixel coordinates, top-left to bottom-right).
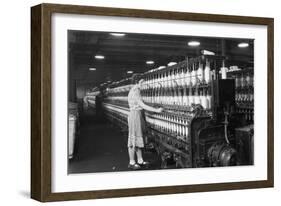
31, 3, 274, 202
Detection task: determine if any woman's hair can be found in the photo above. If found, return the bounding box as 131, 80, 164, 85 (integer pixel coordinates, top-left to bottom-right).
131, 73, 143, 84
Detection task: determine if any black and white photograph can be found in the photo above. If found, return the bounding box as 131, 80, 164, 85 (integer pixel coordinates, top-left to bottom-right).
67, 30, 254, 174
29, 2, 274, 201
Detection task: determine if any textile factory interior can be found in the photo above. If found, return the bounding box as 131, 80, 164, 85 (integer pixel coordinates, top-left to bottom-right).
68, 30, 254, 173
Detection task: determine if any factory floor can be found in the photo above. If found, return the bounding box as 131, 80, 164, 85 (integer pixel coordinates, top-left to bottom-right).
68, 108, 162, 174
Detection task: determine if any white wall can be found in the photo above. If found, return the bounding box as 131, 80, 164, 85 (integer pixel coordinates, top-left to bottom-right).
0, 0, 280, 205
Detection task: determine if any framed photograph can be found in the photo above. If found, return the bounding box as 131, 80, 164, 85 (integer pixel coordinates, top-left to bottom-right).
31, 3, 274, 202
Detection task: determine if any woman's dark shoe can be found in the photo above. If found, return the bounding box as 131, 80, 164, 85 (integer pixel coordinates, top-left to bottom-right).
138, 161, 150, 167
128, 163, 141, 170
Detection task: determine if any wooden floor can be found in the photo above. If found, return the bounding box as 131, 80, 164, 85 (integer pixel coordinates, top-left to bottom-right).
68, 108, 162, 174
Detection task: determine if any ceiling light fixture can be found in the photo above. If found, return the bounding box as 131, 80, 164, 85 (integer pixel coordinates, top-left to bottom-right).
127, 71, 133, 74
167, 62, 177, 66
95, 55, 105, 59
146, 60, 154, 65
238, 42, 249, 48
188, 41, 200, 47
110, 33, 126, 37
89, 68, 96, 71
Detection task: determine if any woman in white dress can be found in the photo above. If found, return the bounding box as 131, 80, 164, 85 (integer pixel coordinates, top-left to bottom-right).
127, 74, 163, 170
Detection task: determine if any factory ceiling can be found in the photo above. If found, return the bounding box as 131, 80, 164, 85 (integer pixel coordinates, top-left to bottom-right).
68, 30, 253, 87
